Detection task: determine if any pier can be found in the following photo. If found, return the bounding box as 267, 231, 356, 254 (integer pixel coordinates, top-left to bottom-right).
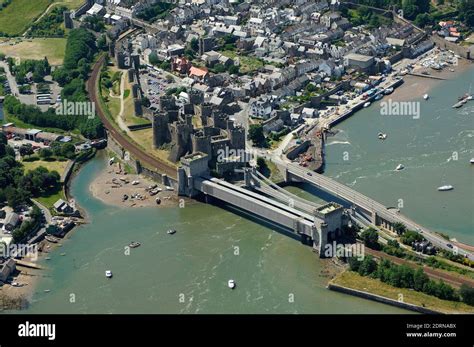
407, 72, 447, 80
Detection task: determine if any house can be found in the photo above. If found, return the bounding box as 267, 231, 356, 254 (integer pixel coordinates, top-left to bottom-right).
343, 53, 375, 73
53, 199, 73, 214
171, 56, 192, 74
189, 66, 209, 82
263, 119, 284, 134
249, 97, 274, 119
0, 258, 16, 282
4, 212, 19, 231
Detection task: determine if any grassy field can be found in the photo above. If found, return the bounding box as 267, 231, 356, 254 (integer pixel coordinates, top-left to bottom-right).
36, 186, 66, 210
220, 50, 263, 74
0, 38, 67, 65
332, 271, 474, 314
0, 0, 53, 36
130, 128, 177, 168
22, 159, 68, 175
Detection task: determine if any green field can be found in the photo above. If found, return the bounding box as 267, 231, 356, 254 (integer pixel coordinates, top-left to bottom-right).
22, 159, 68, 175
220, 50, 263, 74
0, 0, 53, 36
0, 38, 66, 65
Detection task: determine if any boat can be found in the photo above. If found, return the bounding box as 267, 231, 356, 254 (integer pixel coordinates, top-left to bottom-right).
129, 242, 141, 248
383, 87, 393, 95
470, 158, 474, 164
377, 132, 387, 140
108, 158, 114, 165
167, 229, 176, 235
105, 270, 113, 278
12, 282, 20, 287
132, 180, 140, 185
156, 198, 161, 205
44, 289, 51, 293
437, 185, 454, 191
45, 235, 58, 243
395, 164, 404, 171
165, 186, 174, 191
363, 102, 371, 108
374, 93, 383, 101
423, 94, 429, 100
228, 279, 236, 289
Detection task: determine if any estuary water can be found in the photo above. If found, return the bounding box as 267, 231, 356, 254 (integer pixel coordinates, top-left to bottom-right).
23, 67, 474, 314
25, 155, 406, 313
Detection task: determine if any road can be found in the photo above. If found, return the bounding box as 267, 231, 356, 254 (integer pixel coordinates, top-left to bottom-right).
87, 55, 177, 179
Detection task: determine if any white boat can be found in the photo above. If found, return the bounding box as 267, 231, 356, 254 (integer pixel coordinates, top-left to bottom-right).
167, 229, 176, 235
228, 279, 236, 289
470, 158, 474, 164
378, 132, 387, 140
395, 164, 404, 171
363, 102, 371, 108
131, 180, 140, 185
109, 158, 114, 165
12, 282, 20, 287
374, 93, 383, 101
423, 94, 429, 100
437, 185, 453, 191
165, 186, 174, 191
105, 270, 113, 278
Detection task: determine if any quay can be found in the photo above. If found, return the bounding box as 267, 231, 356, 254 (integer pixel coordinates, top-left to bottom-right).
407, 72, 446, 80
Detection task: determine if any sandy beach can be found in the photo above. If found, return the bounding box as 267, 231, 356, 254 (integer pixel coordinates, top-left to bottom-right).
390, 56, 473, 102
90, 161, 187, 208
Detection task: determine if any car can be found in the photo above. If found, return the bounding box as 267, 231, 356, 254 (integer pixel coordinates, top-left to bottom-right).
306, 172, 313, 176
447, 244, 453, 249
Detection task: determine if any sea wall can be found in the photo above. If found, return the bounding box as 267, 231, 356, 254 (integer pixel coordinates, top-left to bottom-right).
430, 35, 474, 60
328, 283, 441, 314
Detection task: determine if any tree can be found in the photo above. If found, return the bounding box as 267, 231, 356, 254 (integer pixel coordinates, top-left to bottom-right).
248, 124, 266, 147
393, 222, 406, 235
413, 268, 429, 291
190, 37, 199, 52
214, 64, 226, 73
460, 285, 474, 306
19, 144, 34, 157
400, 230, 423, 246
228, 65, 239, 75
149, 52, 160, 66
358, 256, 378, 276
360, 228, 380, 249
38, 148, 53, 159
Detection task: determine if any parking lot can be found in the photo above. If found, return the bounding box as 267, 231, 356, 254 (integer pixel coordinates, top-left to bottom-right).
140, 67, 182, 110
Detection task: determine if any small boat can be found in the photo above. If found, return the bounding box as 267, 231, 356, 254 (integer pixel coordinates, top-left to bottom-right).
131, 180, 140, 185
378, 132, 387, 140
437, 185, 454, 191
12, 282, 20, 287
363, 102, 371, 108
470, 158, 474, 164
129, 242, 141, 248
384, 87, 393, 95
167, 229, 176, 235
374, 93, 383, 101
105, 270, 113, 278
156, 198, 161, 205
109, 158, 114, 165
423, 94, 429, 100
44, 289, 51, 293
165, 186, 174, 191
395, 164, 404, 171
228, 279, 236, 289
45, 235, 58, 243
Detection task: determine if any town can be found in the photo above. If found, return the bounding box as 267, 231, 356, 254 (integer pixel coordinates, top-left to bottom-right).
0, 0, 473, 316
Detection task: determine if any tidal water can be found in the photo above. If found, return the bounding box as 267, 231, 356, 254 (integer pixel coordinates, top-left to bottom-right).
25, 155, 406, 313
324, 66, 474, 245
22, 67, 474, 314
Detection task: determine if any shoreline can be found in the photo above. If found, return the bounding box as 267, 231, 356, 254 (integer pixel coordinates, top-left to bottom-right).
89, 153, 188, 209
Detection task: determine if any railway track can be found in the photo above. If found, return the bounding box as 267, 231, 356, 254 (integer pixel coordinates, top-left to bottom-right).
87, 55, 177, 179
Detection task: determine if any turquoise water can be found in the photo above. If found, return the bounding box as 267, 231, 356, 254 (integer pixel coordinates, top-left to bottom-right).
324, 66, 474, 244
25, 155, 406, 313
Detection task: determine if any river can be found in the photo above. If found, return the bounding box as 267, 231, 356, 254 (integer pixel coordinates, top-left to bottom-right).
24, 67, 474, 314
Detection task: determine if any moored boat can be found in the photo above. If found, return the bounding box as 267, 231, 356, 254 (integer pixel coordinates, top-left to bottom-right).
395, 164, 404, 171
228, 279, 236, 289
437, 185, 453, 191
